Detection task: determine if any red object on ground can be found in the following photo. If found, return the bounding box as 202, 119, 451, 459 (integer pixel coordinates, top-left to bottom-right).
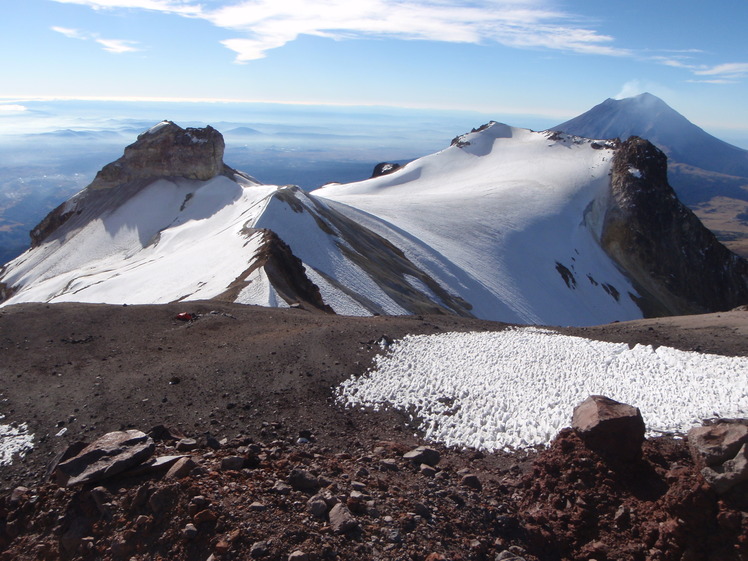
175, 312, 195, 321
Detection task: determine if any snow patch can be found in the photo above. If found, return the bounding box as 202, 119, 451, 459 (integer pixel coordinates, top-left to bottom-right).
145, 121, 171, 135
0, 415, 34, 466
336, 328, 748, 451
628, 167, 642, 178
236, 266, 289, 308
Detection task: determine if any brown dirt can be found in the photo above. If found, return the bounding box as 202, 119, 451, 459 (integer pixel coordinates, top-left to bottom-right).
1, 302, 747, 560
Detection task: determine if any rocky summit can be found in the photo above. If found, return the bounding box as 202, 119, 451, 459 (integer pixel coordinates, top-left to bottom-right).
90, 121, 227, 191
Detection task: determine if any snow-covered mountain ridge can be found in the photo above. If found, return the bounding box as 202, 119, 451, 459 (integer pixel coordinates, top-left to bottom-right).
1, 120, 746, 326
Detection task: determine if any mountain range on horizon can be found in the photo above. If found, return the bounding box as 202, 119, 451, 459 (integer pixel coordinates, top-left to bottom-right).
1, 114, 746, 327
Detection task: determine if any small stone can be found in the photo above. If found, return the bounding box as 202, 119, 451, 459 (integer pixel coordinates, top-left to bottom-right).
329, 503, 358, 534
288, 551, 309, 561
206, 433, 222, 450
165, 456, 196, 479
387, 528, 403, 543
688, 423, 748, 467
461, 473, 483, 491
176, 438, 198, 452
288, 468, 319, 491
273, 481, 292, 495
193, 509, 218, 525
215, 540, 231, 554
420, 464, 437, 477
700, 443, 748, 494
182, 523, 198, 539
250, 541, 269, 558
380, 459, 399, 471
249, 501, 267, 511
9, 486, 29, 505
307, 496, 328, 518
495, 551, 526, 561
403, 446, 441, 467
56, 430, 155, 486
221, 456, 245, 471
148, 486, 177, 514
413, 501, 431, 519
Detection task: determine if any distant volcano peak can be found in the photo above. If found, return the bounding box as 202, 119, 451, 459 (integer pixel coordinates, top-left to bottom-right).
89, 120, 227, 190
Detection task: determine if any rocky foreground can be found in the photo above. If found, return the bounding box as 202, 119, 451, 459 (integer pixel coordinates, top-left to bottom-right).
2, 401, 747, 561
1, 303, 747, 560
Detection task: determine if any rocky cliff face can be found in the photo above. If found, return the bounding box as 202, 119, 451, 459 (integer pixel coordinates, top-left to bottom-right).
601, 137, 748, 315
90, 121, 226, 190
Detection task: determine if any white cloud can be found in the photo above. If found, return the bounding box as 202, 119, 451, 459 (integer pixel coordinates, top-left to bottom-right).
52, 24, 141, 54
50, 0, 201, 16
51, 26, 88, 40
688, 78, 736, 85
50, 0, 630, 62
694, 62, 748, 80
48, 0, 748, 85
95, 38, 141, 53
206, 0, 632, 62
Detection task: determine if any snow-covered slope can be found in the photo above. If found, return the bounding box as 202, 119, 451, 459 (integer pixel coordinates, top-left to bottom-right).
2, 120, 746, 326
314, 123, 642, 325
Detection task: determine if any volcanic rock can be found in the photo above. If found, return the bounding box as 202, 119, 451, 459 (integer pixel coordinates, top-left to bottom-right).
687, 422, 748, 467
602, 136, 748, 316
403, 445, 441, 467
90, 121, 226, 191
700, 443, 748, 494
165, 456, 196, 479
571, 395, 645, 462
288, 468, 319, 491
220, 456, 246, 471
371, 162, 402, 178
55, 429, 155, 486
329, 502, 358, 533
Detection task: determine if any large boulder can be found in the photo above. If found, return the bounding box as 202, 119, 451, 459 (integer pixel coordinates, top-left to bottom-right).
571, 395, 645, 462
55, 430, 155, 486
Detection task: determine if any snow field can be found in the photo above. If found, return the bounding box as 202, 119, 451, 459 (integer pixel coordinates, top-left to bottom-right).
336, 328, 748, 451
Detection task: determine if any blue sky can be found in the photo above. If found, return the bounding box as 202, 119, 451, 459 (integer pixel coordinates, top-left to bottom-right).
2, 0, 748, 145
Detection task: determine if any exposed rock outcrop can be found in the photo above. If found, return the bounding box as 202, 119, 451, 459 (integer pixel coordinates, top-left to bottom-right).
602, 136, 748, 316
371, 162, 402, 178
89, 121, 226, 190
216, 228, 334, 314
